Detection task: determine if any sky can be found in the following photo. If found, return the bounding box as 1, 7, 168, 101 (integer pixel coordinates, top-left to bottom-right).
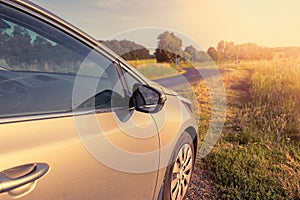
31, 0, 300, 50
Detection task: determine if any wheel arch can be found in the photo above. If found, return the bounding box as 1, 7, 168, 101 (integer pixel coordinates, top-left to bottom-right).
184, 126, 198, 162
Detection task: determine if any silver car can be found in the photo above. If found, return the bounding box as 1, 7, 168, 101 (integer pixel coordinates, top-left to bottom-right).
0, 1, 198, 199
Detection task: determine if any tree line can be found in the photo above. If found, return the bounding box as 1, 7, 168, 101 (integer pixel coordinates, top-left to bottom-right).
207, 40, 274, 62
103, 32, 276, 64
1, 25, 285, 70
101, 39, 150, 60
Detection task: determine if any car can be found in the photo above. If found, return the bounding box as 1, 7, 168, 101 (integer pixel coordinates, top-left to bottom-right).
0, 1, 198, 199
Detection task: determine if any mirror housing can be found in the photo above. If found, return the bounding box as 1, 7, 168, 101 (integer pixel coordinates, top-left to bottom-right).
131, 84, 166, 113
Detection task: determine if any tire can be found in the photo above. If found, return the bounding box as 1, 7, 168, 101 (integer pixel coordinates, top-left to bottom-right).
159, 131, 195, 200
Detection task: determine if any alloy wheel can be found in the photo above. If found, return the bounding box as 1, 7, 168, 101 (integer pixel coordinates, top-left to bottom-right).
170, 144, 193, 200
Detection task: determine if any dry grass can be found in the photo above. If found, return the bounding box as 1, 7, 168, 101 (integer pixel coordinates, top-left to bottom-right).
194, 59, 300, 199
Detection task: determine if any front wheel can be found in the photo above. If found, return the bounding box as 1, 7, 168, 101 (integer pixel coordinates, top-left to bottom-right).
160, 132, 195, 200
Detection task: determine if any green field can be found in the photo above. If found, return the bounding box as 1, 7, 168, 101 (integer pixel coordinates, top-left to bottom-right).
128, 59, 186, 79
194, 58, 300, 199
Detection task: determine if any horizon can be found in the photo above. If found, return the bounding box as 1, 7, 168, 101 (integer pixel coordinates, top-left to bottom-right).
31, 0, 300, 50
103, 37, 300, 53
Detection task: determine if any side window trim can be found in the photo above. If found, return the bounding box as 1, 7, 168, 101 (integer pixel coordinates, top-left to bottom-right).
118, 63, 146, 97
115, 62, 131, 96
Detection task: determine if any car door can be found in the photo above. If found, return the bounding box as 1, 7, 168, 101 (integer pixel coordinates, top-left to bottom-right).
0, 2, 159, 199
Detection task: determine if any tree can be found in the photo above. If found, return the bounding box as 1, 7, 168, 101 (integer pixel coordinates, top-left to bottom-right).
197, 51, 211, 62
217, 40, 225, 62
184, 45, 197, 62
212, 40, 274, 61
155, 31, 183, 63
224, 41, 235, 60
184, 45, 211, 62
207, 47, 218, 61
5, 26, 32, 67
0, 31, 10, 60
102, 39, 150, 60
32, 36, 53, 65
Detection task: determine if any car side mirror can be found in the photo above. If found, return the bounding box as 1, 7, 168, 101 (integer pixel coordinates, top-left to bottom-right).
131, 84, 166, 113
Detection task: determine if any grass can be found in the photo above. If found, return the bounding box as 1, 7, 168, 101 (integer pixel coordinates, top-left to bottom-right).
127, 59, 216, 79
127, 59, 157, 67
127, 59, 181, 79
127, 58, 300, 199
194, 59, 300, 199
135, 63, 180, 80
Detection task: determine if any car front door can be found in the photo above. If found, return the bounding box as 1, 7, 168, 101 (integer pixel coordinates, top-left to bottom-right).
0, 2, 159, 199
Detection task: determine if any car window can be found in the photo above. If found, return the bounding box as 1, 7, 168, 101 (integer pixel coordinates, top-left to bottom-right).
0, 4, 126, 119
120, 65, 142, 95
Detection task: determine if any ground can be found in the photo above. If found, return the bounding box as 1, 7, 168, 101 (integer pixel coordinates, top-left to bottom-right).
185, 161, 215, 200
186, 63, 252, 200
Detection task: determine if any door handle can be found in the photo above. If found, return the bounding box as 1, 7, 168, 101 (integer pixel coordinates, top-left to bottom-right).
0, 163, 49, 193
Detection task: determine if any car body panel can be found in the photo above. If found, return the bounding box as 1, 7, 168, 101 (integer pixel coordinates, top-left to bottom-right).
0, 112, 159, 199
0, 1, 198, 199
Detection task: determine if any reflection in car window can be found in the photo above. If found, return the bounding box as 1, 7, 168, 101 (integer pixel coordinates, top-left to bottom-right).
0, 16, 85, 73
0, 4, 126, 119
